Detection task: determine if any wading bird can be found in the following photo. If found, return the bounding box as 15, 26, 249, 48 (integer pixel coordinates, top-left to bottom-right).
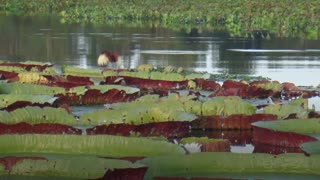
97, 50, 119, 68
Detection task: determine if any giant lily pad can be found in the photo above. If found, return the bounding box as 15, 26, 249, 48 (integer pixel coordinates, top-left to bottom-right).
0, 122, 82, 135
71, 85, 139, 95
250, 80, 282, 92
252, 118, 320, 147
80, 94, 198, 125
0, 134, 185, 157
61, 65, 103, 78
0, 106, 76, 125
0, 82, 140, 105
0, 82, 65, 95
86, 121, 191, 138
0, 95, 57, 109
138, 152, 320, 179
0, 62, 56, 75
263, 98, 309, 119
0, 155, 145, 179
300, 141, 320, 155
202, 96, 256, 116
210, 80, 303, 99
192, 114, 277, 130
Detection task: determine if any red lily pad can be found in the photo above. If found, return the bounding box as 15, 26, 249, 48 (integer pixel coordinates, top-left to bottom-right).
191, 130, 253, 146
99, 167, 147, 180
0, 70, 18, 80
210, 80, 276, 98
87, 121, 191, 138
1, 101, 52, 112
0, 122, 82, 135
192, 114, 277, 130
302, 90, 320, 98
86, 124, 136, 136
43, 75, 94, 89
0, 62, 52, 72
102, 76, 221, 94
253, 142, 305, 155
103, 76, 188, 91
252, 125, 317, 147
281, 82, 301, 96
210, 80, 304, 99
56, 88, 139, 105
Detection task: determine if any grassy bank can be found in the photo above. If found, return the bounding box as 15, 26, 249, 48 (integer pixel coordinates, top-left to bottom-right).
0, 0, 319, 39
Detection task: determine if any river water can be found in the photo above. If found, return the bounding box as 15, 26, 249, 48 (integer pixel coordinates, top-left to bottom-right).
1, 15, 320, 86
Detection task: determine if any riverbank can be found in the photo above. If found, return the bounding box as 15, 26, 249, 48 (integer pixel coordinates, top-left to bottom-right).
0, 0, 319, 39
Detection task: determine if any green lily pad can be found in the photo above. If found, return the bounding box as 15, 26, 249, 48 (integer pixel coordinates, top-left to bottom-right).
0, 106, 76, 125
150, 71, 184, 81
255, 81, 282, 91
119, 71, 150, 79
263, 98, 309, 119
4, 155, 144, 179
300, 141, 320, 155
70, 85, 140, 95
0, 82, 65, 95
61, 65, 102, 78
252, 118, 320, 135
0, 134, 185, 157
0, 95, 57, 109
80, 94, 197, 125
138, 152, 320, 179
202, 96, 256, 116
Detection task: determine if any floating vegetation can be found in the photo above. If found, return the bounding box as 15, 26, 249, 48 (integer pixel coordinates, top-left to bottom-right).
0, 61, 318, 179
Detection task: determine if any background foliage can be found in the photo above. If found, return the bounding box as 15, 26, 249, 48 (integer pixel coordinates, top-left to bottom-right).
0, 0, 319, 38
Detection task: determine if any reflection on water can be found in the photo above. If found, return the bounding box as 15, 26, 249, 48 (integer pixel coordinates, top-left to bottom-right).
1, 15, 320, 86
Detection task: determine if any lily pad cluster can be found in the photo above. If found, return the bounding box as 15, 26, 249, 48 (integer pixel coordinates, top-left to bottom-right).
0, 61, 319, 179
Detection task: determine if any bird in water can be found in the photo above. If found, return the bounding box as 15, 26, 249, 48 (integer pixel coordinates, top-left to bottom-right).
97, 50, 119, 68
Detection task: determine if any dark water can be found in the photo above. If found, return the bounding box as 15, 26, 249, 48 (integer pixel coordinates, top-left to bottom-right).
1, 15, 320, 86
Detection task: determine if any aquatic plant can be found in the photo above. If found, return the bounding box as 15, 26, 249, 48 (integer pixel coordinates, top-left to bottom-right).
1, 0, 319, 39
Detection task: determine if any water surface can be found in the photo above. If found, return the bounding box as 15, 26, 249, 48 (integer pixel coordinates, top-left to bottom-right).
1, 15, 320, 86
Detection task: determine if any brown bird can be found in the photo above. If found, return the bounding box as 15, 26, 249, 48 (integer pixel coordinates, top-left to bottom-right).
97, 50, 119, 66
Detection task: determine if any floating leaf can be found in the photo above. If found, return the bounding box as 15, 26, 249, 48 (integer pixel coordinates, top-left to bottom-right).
80, 94, 197, 125
71, 85, 140, 95
263, 98, 309, 119
0, 155, 145, 179
86, 121, 191, 138
252, 118, 320, 135
252, 118, 320, 147
17, 72, 49, 83
185, 73, 210, 80
202, 96, 256, 116
0, 122, 81, 135
119, 71, 150, 79
252, 81, 282, 91
192, 114, 277, 130
61, 65, 102, 78
0, 82, 65, 95
0, 106, 76, 125
0, 134, 185, 157
300, 141, 320, 155
139, 152, 320, 179
137, 64, 154, 72
0, 62, 56, 75
0, 95, 57, 109
150, 72, 184, 81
